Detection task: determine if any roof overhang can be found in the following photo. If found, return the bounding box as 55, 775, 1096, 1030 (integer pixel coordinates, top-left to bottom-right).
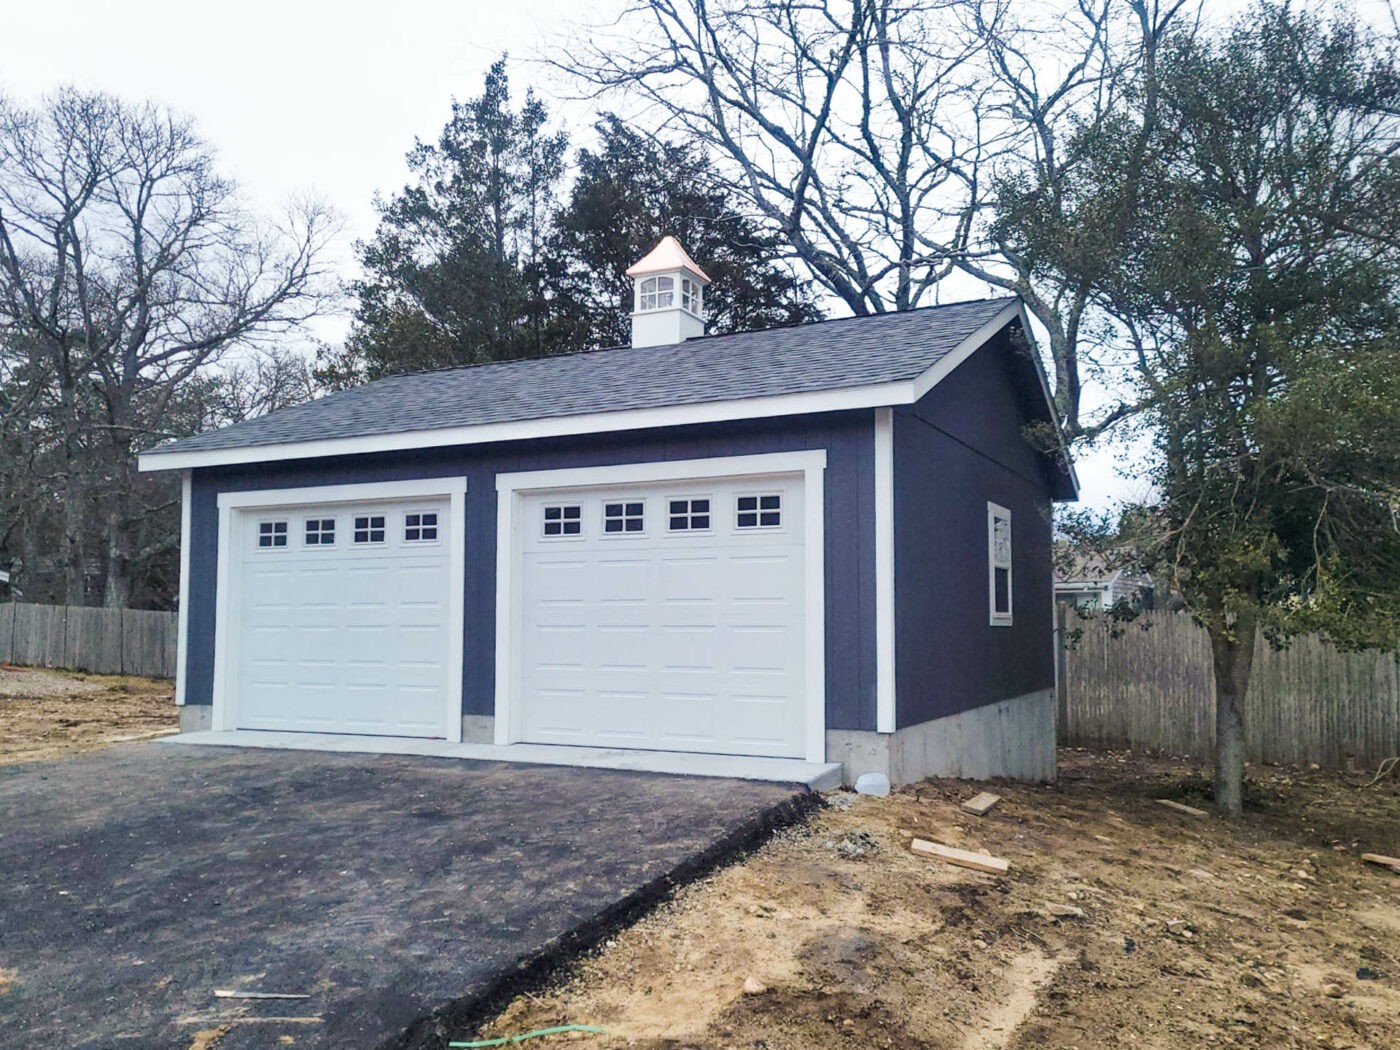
139, 299, 1080, 498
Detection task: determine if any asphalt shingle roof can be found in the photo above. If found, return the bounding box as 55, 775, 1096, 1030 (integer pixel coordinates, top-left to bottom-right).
149, 297, 1017, 456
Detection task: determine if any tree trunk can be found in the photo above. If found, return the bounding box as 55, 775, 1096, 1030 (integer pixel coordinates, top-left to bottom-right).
58, 377, 88, 607
1207, 609, 1258, 817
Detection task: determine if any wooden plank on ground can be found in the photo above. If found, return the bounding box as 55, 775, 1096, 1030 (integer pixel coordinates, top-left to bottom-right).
961, 792, 1002, 816
1361, 853, 1400, 872
910, 838, 1010, 875
1156, 799, 1208, 817
214, 991, 310, 1000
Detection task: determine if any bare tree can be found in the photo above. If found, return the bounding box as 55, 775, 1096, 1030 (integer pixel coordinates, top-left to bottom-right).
558, 0, 1191, 438
0, 88, 337, 606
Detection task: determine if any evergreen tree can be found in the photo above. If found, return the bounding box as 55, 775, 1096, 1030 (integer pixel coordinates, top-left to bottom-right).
326, 59, 568, 386
548, 116, 821, 350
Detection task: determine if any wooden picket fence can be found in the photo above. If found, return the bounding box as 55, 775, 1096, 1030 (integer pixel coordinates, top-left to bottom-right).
0, 602, 177, 679
1057, 609, 1400, 769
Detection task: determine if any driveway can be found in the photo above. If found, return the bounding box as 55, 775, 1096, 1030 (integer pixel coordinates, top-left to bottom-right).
0, 744, 812, 1049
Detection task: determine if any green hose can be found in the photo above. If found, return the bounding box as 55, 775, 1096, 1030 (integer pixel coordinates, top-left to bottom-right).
449, 1024, 608, 1047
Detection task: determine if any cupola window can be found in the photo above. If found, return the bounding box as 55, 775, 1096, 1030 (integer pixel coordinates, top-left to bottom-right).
681, 277, 702, 315
639, 275, 674, 311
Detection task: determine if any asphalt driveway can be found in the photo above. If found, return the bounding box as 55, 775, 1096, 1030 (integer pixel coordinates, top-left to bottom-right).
0, 744, 811, 1049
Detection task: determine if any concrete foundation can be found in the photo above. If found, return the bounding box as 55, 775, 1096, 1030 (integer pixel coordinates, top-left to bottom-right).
179, 704, 213, 733
826, 688, 1056, 787
461, 715, 495, 744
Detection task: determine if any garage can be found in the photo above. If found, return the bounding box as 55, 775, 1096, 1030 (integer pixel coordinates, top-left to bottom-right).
215, 481, 467, 739
498, 455, 825, 761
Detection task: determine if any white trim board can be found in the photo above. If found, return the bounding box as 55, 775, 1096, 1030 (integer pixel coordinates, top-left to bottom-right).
210, 476, 469, 743
137, 300, 1076, 497
175, 471, 192, 705
873, 409, 896, 733
494, 449, 829, 764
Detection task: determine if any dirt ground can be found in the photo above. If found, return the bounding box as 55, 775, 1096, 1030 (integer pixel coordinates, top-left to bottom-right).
468, 750, 1400, 1050
0, 665, 176, 765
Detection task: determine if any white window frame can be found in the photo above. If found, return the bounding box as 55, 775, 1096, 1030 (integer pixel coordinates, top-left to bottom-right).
637, 275, 675, 312
211, 478, 468, 742
495, 450, 828, 762
352, 513, 388, 545
256, 520, 289, 549
600, 497, 648, 538
665, 494, 714, 533
540, 503, 584, 540
988, 502, 1013, 627
680, 277, 702, 316
303, 517, 337, 547
403, 510, 440, 544
735, 492, 784, 531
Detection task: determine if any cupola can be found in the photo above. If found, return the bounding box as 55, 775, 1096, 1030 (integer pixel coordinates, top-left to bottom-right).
625, 236, 711, 348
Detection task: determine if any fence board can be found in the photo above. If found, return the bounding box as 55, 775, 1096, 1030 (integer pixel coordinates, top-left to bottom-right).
0, 602, 175, 678
65, 605, 125, 673
1060, 610, 1400, 770
0, 602, 13, 664
122, 608, 178, 678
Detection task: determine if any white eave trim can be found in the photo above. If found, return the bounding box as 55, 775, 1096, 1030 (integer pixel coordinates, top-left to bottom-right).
138, 299, 1077, 496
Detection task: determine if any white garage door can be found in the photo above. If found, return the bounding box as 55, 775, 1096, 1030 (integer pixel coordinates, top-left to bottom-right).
230, 498, 453, 737
517, 474, 807, 758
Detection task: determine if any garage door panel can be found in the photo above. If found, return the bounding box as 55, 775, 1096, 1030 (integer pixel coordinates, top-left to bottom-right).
518, 475, 808, 759
233, 497, 453, 738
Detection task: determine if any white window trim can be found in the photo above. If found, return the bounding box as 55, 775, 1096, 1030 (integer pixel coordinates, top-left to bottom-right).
665, 493, 715, 534
734, 491, 785, 531
495, 450, 828, 763
351, 513, 389, 546
211, 477, 468, 742
256, 520, 290, 550
540, 503, 585, 541
988, 501, 1014, 627
402, 510, 441, 545
303, 516, 338, 548
600, 496, 649, 539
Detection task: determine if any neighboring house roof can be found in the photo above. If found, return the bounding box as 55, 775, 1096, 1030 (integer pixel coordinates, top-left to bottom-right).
139, 296, 1078, 497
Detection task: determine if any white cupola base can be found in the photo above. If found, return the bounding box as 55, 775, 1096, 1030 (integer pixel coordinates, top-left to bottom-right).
626, 236, 712, 348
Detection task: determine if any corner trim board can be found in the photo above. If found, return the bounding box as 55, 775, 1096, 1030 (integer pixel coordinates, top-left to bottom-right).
873, 409, 896, 733
210, 476, 470, 742
493, 449, 829, 763
175, 471, 192, 705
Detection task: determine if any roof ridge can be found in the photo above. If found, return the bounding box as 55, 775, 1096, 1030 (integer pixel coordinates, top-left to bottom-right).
367, 295, 1016, 385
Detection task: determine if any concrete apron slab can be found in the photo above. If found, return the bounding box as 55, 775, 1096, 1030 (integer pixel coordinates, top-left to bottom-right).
166, 730, 845, 791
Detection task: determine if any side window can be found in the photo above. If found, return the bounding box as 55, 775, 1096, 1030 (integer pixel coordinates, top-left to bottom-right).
257, 521, 288, 548
736, 494, 781, 529
668, 497, 711, 532
603, 500, 645, 534
353, 514, 386, 544
543, 504, 582, 538
304, 518, 336, 546
988, 503, 1013, 626
404, 511, 439, 542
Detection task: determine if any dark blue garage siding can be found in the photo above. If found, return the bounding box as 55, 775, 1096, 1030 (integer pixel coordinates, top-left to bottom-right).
892, 333, 1059, 728
184, 410, 878, 733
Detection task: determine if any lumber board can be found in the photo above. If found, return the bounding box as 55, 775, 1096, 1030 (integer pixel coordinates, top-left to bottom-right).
910, 838, 1009, 875
1156, 799, 1208, 817
1361, 853, 1400, 872
961, 792, 1002, 816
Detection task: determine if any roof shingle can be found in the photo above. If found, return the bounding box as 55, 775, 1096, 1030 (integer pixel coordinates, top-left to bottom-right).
148, 297, 1016, 456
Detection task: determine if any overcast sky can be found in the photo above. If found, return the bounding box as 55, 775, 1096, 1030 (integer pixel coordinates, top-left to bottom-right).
19, 0, 1379, 510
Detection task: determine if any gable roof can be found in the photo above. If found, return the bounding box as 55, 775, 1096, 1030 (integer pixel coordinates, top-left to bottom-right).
139, 296, 1077, 496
